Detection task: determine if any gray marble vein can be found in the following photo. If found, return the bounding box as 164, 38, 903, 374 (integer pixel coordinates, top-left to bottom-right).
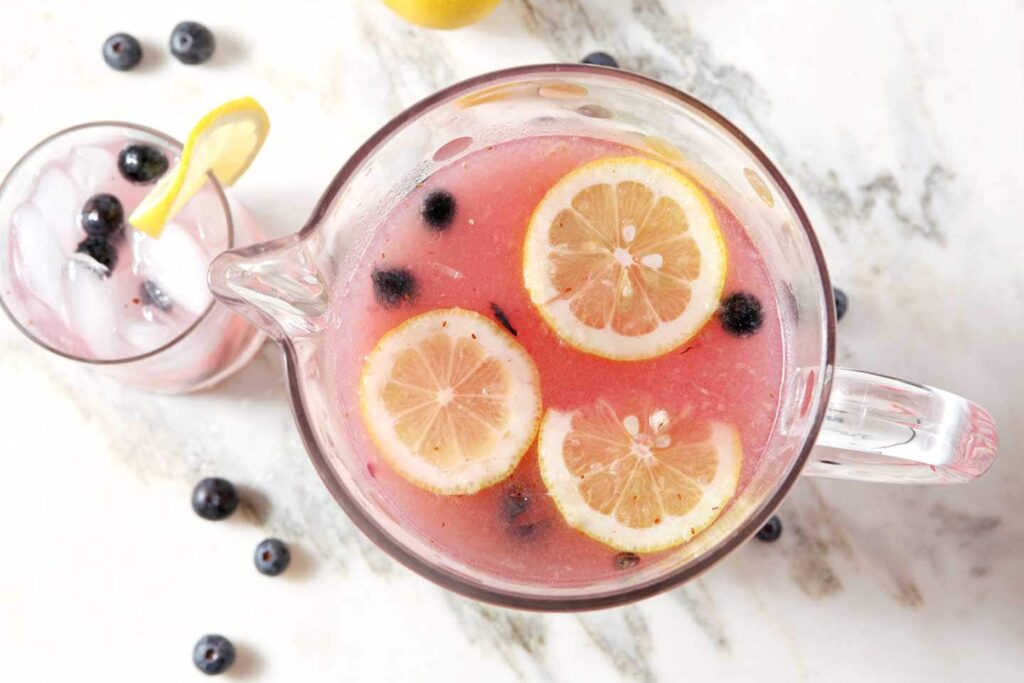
672, 581, 731, 651
576, 608, 655, 683
446, 597, 551, 681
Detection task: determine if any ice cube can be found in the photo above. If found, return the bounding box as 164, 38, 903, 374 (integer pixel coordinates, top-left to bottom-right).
134, 222, 212, 315
68, 145, 117, 192
11, 203, 66, 311
175, 189, 224, 246
65, 259, 131, 359
119, 321, 175, 354
30, 166, 82, 249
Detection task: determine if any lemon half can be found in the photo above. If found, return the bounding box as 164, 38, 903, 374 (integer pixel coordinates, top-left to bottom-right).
382, 0, 500, 29
129, 97, 269, 238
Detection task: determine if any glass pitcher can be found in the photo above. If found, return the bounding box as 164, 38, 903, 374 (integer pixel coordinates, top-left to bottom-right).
208, 65, 997, 610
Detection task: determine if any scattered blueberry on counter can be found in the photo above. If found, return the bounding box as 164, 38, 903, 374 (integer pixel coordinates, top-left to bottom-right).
372, 267, 418, 308
74, 237, 118, 274
170, 21, 216, 65
254, 538, 291, 576
581, 51, 619, 68
118, 144, 169, 184
102, 33, 143, 71
834, 287, 849, 321
79, 194, 124, 239
191, 477, 240, 521
421, 189, 457, 231
719, 291, 764, 337
756, 515, 783, 542
193, 634, 235, 676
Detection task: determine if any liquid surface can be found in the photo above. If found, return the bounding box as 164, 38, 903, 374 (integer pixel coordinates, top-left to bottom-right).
328, 136, 784, 583
2, 136, 226, 360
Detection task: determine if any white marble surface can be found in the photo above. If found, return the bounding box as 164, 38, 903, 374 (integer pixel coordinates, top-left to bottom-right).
1, 1, 1022, 681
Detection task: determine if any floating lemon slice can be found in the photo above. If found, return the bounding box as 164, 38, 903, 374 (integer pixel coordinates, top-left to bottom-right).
523, 156, 727, 360
359, 308, 542, 495
538, 400, 741, 552
129, 97, 270, 237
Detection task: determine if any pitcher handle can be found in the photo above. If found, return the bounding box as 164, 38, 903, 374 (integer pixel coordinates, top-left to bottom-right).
805, 368, 998, 483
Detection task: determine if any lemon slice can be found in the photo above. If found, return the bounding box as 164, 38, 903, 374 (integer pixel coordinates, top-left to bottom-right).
538, 400, 741, 552
523, 156, 727, 360
128, 97, 270, 237
359, 308, 542, 495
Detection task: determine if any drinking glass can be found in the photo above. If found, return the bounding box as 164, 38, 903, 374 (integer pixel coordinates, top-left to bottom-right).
0, 122, 265, 393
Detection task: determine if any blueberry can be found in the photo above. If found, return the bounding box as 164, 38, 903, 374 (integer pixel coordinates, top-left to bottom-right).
102, 33, 143, 71
79, 194, 124, 238
170, 21, 216, 65
615, 552, 641, 570
501, 484, 531, 522
193, 634, 235, 675
254, 538, 291, 576
140, 280, 173, 312
490, 303, 517, 336
118, 145, 169, 185
756, 515, 783, 542
719, 291, 764, 337
421, 190, 456, 231
834, 287, 849, 322
508, 520, 549, 540
191, 478, 239, 521
371, 268, 417, 308
581, 51, 619, 68
75, 237, 118, 274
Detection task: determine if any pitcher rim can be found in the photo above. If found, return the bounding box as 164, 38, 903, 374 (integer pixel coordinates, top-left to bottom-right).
285, 64, 837, 610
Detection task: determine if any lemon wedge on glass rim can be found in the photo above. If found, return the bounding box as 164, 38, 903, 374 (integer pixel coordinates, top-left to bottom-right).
128, 96, 270, 238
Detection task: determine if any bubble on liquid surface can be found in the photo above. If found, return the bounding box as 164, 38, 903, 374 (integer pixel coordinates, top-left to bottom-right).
432, 136, 473, 162
576, 104, 613, 119
623, 415, 640, 436
649, 409, 669, 432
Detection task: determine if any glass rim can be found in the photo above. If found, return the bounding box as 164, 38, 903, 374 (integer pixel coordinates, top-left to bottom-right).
286, 64, 837, 610
0, 120, 235, 365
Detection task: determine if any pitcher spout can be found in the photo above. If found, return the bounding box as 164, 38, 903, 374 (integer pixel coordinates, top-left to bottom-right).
208, 234, 328, 339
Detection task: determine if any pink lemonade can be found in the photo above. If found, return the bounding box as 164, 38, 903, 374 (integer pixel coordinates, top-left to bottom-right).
0, 124, 263, 392
328, 135, 784, 583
